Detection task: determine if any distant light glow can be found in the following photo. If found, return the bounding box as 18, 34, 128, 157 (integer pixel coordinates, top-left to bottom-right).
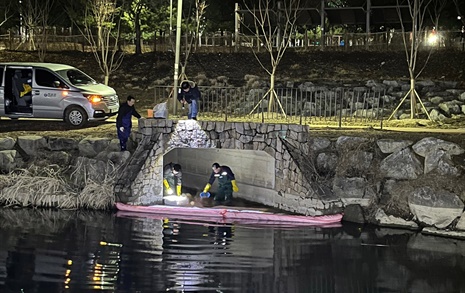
427, 33, 438, 45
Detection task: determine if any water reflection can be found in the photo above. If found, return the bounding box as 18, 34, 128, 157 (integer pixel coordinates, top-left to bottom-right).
0, 207, 464, 292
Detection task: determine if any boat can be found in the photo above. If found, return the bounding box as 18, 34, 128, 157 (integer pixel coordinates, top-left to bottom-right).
115, 202, 343, 226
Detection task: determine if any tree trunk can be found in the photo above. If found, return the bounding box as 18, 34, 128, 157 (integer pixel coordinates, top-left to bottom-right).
268, 73, 275, 113
410, 78, 417, 119
135, 12, 141, 55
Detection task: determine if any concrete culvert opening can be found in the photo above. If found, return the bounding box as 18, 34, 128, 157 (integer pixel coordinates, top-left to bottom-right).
163, 148, 276, 207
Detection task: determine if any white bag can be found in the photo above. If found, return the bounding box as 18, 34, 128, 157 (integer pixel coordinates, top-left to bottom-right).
153, 102, 168, 119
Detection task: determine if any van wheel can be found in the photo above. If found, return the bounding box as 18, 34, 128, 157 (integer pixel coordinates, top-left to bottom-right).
65, 106, 88, 127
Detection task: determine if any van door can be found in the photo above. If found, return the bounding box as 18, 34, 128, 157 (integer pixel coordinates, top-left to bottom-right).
33, 68, 68, 118
5, 67, 33, 115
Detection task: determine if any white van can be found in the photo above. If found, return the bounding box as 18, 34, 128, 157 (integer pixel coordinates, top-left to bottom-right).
0, 62, 119, 127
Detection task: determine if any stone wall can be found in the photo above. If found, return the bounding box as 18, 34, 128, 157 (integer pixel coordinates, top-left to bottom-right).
2, 124, 465, 238
0, 135, 130, 190
114, 119, 465, 238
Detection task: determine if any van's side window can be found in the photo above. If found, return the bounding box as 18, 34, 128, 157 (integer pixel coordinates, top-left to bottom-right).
36, 69, 66, 88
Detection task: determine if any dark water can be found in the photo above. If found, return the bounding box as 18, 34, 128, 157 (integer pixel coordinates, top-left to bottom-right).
0, 208, 465, 293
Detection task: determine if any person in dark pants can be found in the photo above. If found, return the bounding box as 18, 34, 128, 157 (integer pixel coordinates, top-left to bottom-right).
163, 162, 183, 196
177, 81, 201, 120
203, 162, 239, 205
116, 95, 141, 151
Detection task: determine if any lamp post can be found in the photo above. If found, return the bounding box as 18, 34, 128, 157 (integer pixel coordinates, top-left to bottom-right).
458, 16, 464, 51
18, 0, 23, 41
169, 0, 173, 35
173, 0, 183, 114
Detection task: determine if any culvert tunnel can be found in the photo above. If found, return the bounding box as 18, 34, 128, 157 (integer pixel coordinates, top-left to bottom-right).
163, 148, 276, 203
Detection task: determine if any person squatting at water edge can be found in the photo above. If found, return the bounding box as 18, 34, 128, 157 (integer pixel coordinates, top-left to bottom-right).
116, 95, 142, 151
163, 163, 183, 196
203, 163, 239, 205
177, 81, 201, 120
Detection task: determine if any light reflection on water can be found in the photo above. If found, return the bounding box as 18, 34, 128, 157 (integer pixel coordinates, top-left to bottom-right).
0, 208, 464, 292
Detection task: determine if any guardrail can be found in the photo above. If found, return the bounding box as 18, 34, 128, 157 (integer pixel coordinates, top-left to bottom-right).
153, 85, 387, 128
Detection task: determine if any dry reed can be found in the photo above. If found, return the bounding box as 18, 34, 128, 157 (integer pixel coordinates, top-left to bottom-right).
0, 161, 119, 210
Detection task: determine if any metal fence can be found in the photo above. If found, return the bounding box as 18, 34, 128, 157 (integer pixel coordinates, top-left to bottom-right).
153, 85, 387, 127
1, 30, 463, 53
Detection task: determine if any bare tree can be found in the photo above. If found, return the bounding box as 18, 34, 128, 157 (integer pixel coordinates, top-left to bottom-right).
0, 0, 13, 28
20, 0, 53, 52
68, 0, 124, 85
36, 0, 55, 61
178, 0, 208, 82
388, 0, 442, 120
430, 0, 447, 26
241, 0, 301, 117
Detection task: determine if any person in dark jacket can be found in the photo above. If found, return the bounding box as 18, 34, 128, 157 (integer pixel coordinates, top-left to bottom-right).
177, 81, 201, 120
203, 162, 239, 205
163, 163, 183, 196
116, 95, 141, 151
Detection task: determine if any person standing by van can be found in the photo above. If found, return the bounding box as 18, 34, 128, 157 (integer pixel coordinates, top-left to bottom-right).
116, 95, 141, 151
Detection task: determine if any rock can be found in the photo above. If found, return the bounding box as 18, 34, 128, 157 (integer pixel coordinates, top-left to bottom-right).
429, 96, 443, 104
412, 137, 464, 157
343, 204, 365, 224
72, 157, 112, 183
460, 92, 465, 101
309, 137, 331, 152
374, 208, 419, 229
0, 150, 20, 172
333, 177, 377, 206
106, 139, 122, 152
47, 137, 79, 151
421, 227, 465, 240
107, 151, 131, 166
416, 80, 435, 87
17, 136, 47, 156
78, 137, 111, 158
382, 80, 399, 87
316, 152, 338, 174
377, 139, 413, 154
429, 108, 447, 121
0, 137, 15, 150
342, 150, 373, 174
49, 151, 71, 166
379, 179, 397, 204
456, 213, 465, 231
380, 148, 423, 179
408, 186, 464, 229
335, 136, 369, 151
424, 150, 461, 176
438, 101, 461, 115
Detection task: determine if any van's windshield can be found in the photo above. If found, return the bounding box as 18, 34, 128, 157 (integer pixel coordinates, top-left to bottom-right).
56, 69, 97, 86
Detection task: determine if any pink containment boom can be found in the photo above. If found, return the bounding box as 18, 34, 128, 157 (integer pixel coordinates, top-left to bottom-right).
115, 203, 343, 226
